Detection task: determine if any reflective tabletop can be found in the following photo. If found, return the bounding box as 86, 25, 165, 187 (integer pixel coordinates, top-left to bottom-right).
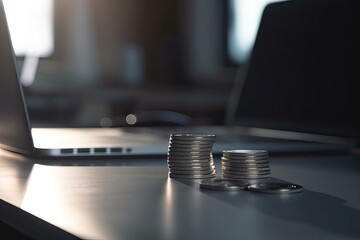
1, 149, 360, 240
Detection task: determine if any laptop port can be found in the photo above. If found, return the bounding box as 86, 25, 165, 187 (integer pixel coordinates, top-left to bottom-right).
111, 148, 123, 153
60, 149, 73, 154
94, 148, 107, 153
78, 148, 90, 153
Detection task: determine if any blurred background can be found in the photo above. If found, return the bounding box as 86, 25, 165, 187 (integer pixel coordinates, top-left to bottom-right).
3, 0, 280, 127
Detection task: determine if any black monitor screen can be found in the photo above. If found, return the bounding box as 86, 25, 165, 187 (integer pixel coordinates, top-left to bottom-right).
233, 0, 360, 138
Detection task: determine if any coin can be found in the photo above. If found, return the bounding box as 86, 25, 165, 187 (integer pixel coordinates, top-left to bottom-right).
169, 140, 215, 147
167, 133, 216, 180
168, 151, 212, 156
221, 158, 269, 164
170, 133, 216, 140
168, 146, 213, 152
221, 161, 270, 169
222, 149, 268, 154
221, 154, 269, 160
168, 167, 216, 172
167, 160, 215, 166
199, 179, 246, 191
223, 173, 270, 179
221, 155, 269, 160
220, 149, 271, 180
167, 155, 214, 161
247, 183, 303, 194
221, 165, 270, 173
222, 149, 268, 155
222, 170, 271, 177
169, 169, 216, 175
168, 162, 214, 166
169, 172, 216, 179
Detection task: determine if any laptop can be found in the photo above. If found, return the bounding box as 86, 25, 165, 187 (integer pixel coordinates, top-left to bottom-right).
0, 0, 173, 157
0, 0, 359, 158
222, 0, 360, 152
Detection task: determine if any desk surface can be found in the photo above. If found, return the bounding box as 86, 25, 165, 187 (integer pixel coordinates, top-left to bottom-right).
1, 149, 360, 240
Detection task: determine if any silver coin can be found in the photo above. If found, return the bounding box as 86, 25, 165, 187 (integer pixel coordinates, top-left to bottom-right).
222, 154, 269, 160
168, 162, 215, 166
221, 156, 269, 162
221, 155, 269, 161
169, 142, 215, 148
168, 165, 215, 170
222, 149, 268, 156
222, 161, 269, 166
168, 156, 213, 160
222, 168, 270, 174
199, 179, 246, 191
221, 157, 269, 164
168, 167, 216, 172
167, 155, 213, 161
167, 160, 214, 164
170, 133, 216, 139
169, 152, 213, 157
221, 161, 270, 168
169, 139, 214, 144
169, 169, 216, 175
170, 133, 216, 137
247, 183, 303, 194
167, 159, 213, 165
170, 136, 215, 142
169, 135, 214, 140
170, 157, 213, 161
221, 166, 270, 172
168, 160, 215, 165
221, 169, 271, 175
167, 160, 214, 165
222, 173, 270, 179
168, 146, 213, 152
168, 151, 212, 157
222, 171, 271, 177
170, 140, 215, 145
168, 161, 214, 166
169, 142, 213, 147
222, 166, 271, 172
168, 165, 215, 171
168, 145, 214, 149
222, 149, 268, 154
169, 172, 216, 179
222, 169, 271, 176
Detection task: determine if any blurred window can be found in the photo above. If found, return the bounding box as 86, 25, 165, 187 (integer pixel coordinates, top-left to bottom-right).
228, 0, 285, 64
3, 0, 54, 57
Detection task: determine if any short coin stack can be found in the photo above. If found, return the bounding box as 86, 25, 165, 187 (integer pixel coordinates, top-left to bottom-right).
221, 150, 271, 180
167, 134, 216, 179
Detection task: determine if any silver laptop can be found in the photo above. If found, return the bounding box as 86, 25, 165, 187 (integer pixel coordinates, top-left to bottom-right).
0, 0, 175, 157
0, 0, 358, 158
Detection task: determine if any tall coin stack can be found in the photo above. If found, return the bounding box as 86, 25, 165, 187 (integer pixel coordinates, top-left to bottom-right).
167, 134, 216, 179
221, 150, 271, 180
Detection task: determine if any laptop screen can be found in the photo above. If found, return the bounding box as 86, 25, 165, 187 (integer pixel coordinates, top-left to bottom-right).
233, 0, 360, 139
0, 0, 35, 153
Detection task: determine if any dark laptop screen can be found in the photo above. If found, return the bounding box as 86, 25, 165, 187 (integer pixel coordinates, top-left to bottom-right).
234, 0, 360, 138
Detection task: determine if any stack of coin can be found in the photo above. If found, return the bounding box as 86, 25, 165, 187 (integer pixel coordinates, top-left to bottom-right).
221, 150, 271, 180
167, 134, 216, 179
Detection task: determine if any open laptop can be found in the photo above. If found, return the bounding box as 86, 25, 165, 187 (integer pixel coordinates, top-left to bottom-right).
0, 0, 359, 158
221, 0, 360, 152
0, 0, 172, 157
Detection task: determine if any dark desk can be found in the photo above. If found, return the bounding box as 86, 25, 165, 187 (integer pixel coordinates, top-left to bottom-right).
1, 149, 360, 240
